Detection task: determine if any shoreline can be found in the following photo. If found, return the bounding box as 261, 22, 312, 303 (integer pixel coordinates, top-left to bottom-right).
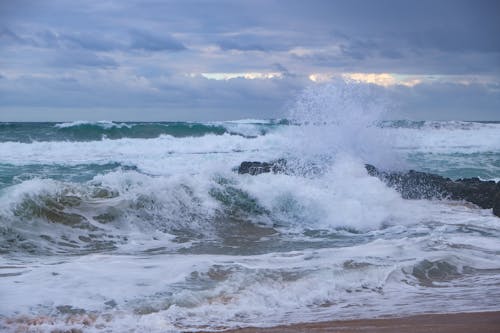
217, 311, 500, 333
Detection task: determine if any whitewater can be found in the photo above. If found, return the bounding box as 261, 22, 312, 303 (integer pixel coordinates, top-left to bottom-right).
1, 83, 500, 332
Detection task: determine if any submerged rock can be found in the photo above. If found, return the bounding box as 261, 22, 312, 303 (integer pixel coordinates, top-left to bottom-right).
237, 160, 500, 217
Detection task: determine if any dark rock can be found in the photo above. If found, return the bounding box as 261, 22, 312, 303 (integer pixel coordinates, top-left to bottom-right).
366, 164, 500, 218
445, 177, 498, 209
493, 191, 500, 217
238, 161, 271, 175
365, 165, 450, 200
238, 159, 287, 175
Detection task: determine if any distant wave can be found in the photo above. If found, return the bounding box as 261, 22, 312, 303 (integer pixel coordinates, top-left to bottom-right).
0, 120, 289, 143
54, 120, 132, 129
54, 121, 229, 140
381, 120, 500, 130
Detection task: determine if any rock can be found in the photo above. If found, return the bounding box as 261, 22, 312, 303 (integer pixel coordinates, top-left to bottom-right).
365, 165, 450, 200
493, 192, 500, 217
237, 161, 500, 218
366, 164, 500, 218
445, 177, 498, 208
238, 161, 272, 175
238, 159, 287, 175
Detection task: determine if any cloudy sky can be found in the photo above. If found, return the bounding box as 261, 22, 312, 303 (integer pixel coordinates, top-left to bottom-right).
1, 0, 499, 121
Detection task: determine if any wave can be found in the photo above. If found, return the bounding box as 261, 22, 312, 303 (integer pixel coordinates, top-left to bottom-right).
0, 171, 215, 255
54, 121, 230, 141
1, 119, 498, 146
1, 155, 440, 255
381, 120, 500, 130
2, 236, 499, 330
54, 120, 131, 129
11, 157, 497, 258
0, 121, 277, 143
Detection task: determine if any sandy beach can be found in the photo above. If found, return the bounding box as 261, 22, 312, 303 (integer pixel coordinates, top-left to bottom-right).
219, 311, 500, 333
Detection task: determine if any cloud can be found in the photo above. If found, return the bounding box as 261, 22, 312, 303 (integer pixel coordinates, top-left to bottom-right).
1, 27, 123, 52
215, 32, 292, 52
48, 50, 118, 68
0, 0, 499, 121
217, 39, 265, 52
0, 70, 307, 120
129, 30, 186, 51
390, 81, 500, 120
199, 72, 283, 80
63, 32, 121, 51
342, 73, 421, 87
271, 63, 289, 73
0, 27, 23, 45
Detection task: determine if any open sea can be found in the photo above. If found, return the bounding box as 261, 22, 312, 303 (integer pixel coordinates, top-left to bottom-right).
1, 84, 500, 332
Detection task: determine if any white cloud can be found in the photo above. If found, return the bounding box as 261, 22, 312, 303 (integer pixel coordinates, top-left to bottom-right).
307, 72, 422, 87
199, 72, 283, 80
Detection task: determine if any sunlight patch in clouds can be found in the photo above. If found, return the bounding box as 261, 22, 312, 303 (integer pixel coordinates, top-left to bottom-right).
308, 72, 500, 88
342, 73, 421, 87
199, 72, 283, 80
308, 72, 423, 87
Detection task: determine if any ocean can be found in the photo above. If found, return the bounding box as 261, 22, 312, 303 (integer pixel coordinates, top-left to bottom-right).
1, 85, 500, 332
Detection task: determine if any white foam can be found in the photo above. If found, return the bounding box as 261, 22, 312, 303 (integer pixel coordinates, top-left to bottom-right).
240, 155, 426, 231
0, 133, 286, 173
2, 229, 500, 332
54, 120, 132, 129
389, 124, 500, 154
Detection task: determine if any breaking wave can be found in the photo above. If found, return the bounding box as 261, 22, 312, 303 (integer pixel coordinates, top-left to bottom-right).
0, 120, 288, 143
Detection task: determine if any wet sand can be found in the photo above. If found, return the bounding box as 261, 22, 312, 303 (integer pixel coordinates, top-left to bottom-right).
219, 311, 500, 333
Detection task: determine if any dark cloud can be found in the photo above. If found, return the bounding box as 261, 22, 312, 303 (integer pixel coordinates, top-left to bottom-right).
390, 81, 500, 120
0, 72, 305, 120
63, 32, 121, 51
129, 30, 186, 51
271, 63, 289, 74
1, 27, 122, 51
217, 39, 266, 52
0, 27, 26, 46
216, 32, 292, 52
406, 27, 500, 54
378, 48, 404, 60
48, 50, 118, 68
34, 30, 62, 48
339, 39, 378, 61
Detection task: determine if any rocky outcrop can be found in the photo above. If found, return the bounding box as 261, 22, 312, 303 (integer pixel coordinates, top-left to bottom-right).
237, 160, 287, 175
237, 160, 500, 217
365, 164, 500, 215
494, 193, 500, 217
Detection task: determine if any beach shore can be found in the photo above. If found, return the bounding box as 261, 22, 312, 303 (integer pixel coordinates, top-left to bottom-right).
219, 311, 500, 333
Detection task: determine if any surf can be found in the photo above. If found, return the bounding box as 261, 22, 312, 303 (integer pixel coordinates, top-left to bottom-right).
1, 81, 499, 332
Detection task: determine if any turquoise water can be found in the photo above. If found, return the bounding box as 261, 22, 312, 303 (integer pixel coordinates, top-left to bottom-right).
0, 120, 499, 186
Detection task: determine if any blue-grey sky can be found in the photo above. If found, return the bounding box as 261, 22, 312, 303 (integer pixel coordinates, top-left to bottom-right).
1, 0, 499, 121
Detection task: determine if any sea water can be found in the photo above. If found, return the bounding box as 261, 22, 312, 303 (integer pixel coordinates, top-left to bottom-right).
1, 83, 499, 332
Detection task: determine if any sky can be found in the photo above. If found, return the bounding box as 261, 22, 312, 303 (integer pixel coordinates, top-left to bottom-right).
0, 0, 499, 121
